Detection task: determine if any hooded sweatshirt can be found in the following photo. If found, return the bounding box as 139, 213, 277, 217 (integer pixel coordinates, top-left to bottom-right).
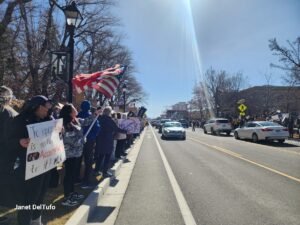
77, 100, 100, 141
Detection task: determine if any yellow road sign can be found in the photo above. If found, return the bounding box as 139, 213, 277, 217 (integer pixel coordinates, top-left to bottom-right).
240, 112, 246, 116
238, 104, 247, 112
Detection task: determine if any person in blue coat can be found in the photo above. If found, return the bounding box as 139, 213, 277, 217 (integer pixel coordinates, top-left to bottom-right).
77, 100, 100, 188
95, 106, 126, 177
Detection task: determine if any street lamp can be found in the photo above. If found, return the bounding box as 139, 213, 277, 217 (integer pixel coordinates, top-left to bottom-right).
122, 84, 127, 112
63, 1, 82, 103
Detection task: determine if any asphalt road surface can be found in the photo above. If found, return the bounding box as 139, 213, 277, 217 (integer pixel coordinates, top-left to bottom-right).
113, 126, 300, 225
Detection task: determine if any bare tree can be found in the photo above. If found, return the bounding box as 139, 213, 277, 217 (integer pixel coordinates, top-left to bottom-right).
198, 68, 245, 118
0, 0, 147, 105
269, 38, 300, 85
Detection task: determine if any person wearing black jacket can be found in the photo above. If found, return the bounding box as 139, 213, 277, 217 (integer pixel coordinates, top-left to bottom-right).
7, 95, 53, 225
0, 86, 18, 223
95, 107, 126, 177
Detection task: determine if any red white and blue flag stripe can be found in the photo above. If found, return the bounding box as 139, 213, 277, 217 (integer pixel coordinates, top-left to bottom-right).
73, 64, 126, 98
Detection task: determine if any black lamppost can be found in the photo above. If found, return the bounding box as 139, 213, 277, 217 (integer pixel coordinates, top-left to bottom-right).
122, 84, 127, 112
63, 1, 82, 103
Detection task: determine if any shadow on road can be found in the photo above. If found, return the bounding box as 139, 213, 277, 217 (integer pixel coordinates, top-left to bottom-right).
160, 137, 186, 141
87, 206, 115, 223
242, 140, 299, 148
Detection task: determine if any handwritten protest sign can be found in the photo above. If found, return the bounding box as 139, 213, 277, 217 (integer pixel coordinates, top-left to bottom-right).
119, 117, 141, 134
25, 119, 65, 180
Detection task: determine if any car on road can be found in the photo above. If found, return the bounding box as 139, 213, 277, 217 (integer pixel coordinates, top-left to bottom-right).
233, 121, 289, 143
178, 119, 189, 128
161, 121, 186, 140
150, 120, 160, 127
203, 118, 232, 135
158, 119, 172, 133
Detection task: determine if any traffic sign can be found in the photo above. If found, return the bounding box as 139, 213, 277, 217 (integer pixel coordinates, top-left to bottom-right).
238, 104, 247, 112
240, 112, 246, 116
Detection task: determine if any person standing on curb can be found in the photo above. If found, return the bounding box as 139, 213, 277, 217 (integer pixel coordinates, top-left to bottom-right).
59, 103, 97, 207
77, 101, 100, 189
0, 86, 18, 224
115, 113, 127, 159
7, 95, 53, 225
95, 107, 126, 177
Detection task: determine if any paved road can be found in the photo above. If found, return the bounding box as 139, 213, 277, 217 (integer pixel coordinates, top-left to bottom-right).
110, 126, 300, 225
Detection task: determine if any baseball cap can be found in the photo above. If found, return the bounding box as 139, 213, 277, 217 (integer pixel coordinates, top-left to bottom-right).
29, 95, 52, 108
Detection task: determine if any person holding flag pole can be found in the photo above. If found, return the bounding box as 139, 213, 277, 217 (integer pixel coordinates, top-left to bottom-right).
72, 64, 127, 141
72, 65, 127, 177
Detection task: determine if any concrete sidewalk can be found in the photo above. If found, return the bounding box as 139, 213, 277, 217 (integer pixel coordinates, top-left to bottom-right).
65, 130, 146, 225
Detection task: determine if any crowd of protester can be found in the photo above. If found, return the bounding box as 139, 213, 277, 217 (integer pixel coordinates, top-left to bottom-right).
0, 86, 144, 225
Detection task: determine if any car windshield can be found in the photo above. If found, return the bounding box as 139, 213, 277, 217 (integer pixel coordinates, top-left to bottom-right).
257, 121, 281, 127
164, 122, 182, 127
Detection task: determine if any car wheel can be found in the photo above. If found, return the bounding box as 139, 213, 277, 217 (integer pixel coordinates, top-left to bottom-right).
161, 135, 165, 140
204, 128, 207, 134
211, 128, 215, 135
278, 139, 285, 144
182, 136, 186, 140
252, 133, 258, 143
226, 131, 231, 136
234, 131, 240, 139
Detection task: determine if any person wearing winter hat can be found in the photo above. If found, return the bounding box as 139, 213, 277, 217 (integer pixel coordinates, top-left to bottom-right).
0, 86, 18, 223
6, 95, 52, 225
76, 100, 100, 189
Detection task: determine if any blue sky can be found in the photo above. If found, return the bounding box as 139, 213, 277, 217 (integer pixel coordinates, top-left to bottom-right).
114, 0, 300, 118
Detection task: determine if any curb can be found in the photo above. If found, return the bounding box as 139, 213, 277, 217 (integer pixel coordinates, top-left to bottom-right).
65, 132, 144, 225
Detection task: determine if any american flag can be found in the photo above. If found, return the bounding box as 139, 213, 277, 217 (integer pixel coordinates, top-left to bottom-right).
73, 64, 126, 98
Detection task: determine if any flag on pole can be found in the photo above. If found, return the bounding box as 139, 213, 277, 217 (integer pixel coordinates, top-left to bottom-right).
72, 64, 126, 98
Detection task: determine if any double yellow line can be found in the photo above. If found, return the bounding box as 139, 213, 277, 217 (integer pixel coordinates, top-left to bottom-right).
188, 137, 300, 184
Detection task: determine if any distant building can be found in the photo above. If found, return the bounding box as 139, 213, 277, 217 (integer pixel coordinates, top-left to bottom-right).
172, 102, 188, 111
221, 85, 300, 117
166, 110, 188, 120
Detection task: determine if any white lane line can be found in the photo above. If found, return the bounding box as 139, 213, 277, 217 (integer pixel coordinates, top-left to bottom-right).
150, 127, 197, 225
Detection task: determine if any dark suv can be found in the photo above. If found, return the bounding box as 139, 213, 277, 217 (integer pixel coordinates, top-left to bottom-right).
179, 119, 189, 128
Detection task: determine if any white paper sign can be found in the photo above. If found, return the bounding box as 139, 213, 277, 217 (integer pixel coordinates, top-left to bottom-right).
25, 119, 65, 180
119, 118, 141, 134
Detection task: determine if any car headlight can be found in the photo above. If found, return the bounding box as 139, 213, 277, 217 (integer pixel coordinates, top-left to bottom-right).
165, 129, 170, 133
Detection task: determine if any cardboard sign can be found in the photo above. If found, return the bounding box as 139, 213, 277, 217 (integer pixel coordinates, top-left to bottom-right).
25, 119, 65, 180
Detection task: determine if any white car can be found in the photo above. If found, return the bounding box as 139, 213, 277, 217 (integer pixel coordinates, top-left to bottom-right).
162, 122, 186, 140
234, 121, 289, 143
203, 118, 232, 135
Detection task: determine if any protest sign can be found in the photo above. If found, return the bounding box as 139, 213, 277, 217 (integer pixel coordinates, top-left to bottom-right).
119, 117, 141, 134
25, 119, 65, 180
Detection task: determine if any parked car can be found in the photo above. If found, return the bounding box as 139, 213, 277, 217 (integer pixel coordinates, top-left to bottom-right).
203, 118, 232, 135
178, 119, 189, 128
234, 121, 289, 143
158, 119, 172, 133
151, 120, 160, 127
161, 121, 186, 140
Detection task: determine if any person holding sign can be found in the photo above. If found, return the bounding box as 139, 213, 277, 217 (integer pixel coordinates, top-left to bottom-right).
7, 95, 53, 225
